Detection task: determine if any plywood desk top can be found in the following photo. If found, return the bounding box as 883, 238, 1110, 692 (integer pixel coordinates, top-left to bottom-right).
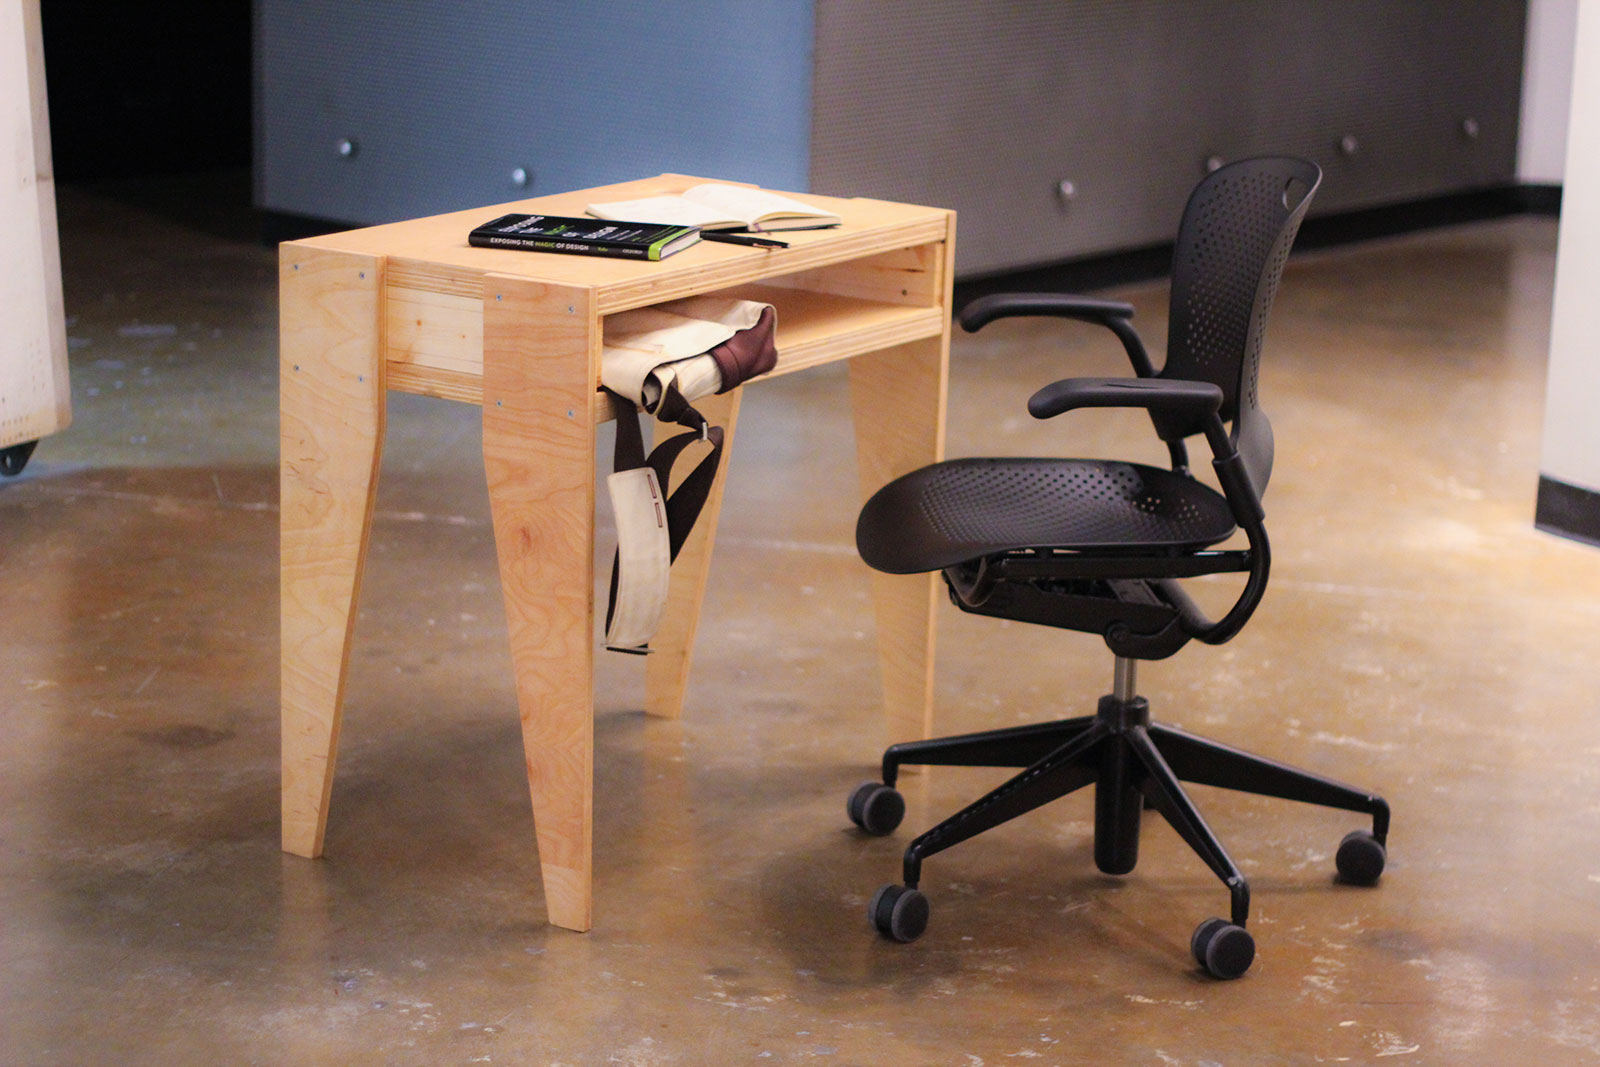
294, 173, 952, 315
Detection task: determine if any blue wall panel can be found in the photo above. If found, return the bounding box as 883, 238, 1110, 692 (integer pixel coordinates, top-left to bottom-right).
256, 1, 814, 224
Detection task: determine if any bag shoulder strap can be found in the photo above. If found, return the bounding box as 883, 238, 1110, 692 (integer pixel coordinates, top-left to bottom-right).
604, 386, 725, 653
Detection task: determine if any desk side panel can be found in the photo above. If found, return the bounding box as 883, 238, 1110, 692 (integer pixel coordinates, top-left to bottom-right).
481, 274, 600, 932
279, 246, 387, 857
847, 217, 954, 745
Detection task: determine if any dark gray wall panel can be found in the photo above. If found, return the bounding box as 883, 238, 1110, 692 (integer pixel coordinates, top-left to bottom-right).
811, 1, 1526, 276
255, 1, 814, 226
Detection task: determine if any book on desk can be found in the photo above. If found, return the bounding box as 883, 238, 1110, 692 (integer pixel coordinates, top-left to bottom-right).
587, 182, 841, 232
467, 213, 701, 260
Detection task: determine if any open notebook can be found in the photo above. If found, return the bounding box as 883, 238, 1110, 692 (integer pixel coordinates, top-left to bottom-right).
587, 183, 841, 232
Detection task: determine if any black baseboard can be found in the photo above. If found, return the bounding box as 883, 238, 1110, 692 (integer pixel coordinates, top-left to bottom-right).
1535, 476, 1600, 550
260, 209, 359, 246
954, 182, 1562, 308
954, 242, 1176, 306
1293, 185, 1553, 251
1510, 183, 1563, 216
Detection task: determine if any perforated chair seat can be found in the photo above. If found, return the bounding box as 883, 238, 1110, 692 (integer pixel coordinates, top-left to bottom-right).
857, 457, 1237, 575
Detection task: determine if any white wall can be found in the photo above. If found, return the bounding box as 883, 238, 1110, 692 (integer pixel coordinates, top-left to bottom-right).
1520, 0, 1580, 183
1541, 0, 1600, 495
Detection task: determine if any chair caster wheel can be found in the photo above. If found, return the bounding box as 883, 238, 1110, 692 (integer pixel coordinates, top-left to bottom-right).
868, 884, 929, 943
1335, 829, 1386, 885
1191, 917, 1254, 979
847, 781, 905, 836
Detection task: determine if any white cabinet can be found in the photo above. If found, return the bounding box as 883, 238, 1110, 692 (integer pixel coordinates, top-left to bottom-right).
1, 0, 69, 472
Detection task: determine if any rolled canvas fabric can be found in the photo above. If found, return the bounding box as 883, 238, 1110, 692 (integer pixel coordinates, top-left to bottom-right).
600, 296, 773, 413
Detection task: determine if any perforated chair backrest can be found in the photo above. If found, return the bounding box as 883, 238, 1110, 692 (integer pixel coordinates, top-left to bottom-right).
1163, 157, 1320, 498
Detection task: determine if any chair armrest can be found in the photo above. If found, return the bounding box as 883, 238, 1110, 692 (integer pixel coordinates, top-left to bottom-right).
1027, 376, 1222, 424
1030, 375, 1263, 533
958, 292, 1135, 333
961, 292, 1157, 383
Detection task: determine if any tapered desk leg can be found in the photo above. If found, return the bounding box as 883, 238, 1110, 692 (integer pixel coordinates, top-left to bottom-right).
280, 248, 386, 858
482, 276, 599, 932
849, 334, 949, 745
644, 387, 742, 719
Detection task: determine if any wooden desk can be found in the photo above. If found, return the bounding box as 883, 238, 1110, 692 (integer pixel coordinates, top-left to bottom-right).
279, 174, 954, 931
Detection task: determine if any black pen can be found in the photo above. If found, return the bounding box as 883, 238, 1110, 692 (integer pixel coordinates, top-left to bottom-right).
701, 231, 789, 248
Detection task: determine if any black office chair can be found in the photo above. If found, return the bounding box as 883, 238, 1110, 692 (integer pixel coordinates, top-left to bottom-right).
846, 158, 1389, 979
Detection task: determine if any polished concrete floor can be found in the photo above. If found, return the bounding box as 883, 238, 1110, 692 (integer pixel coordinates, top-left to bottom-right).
4, 177, 1600, 1065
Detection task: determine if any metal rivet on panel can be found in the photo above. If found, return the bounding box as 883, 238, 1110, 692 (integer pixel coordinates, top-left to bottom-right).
1339, 134, 1360, 157
1461, 117, 1481, 140
337, 138, 358, 158
1055, 179, 1076, 205
1205, 155, 1225, 173
511, 167, 531, 187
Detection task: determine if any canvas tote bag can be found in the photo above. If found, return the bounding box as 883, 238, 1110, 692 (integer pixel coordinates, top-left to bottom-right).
599, 296, 777, 651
